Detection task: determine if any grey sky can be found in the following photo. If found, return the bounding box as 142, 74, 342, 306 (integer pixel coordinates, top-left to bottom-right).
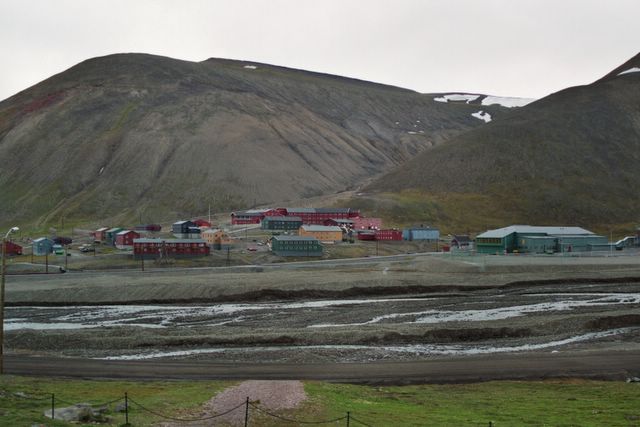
1, 0, 638, 101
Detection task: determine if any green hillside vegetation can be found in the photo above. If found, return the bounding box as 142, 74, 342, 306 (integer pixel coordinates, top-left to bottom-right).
0, 53, 506, 229
368, 53, 640, 231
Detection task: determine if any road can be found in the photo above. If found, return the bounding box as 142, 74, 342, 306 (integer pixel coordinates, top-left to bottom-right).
5, 350, 640, 384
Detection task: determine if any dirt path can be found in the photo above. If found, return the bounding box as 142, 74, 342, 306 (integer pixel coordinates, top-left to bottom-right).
160, 380, 306, 426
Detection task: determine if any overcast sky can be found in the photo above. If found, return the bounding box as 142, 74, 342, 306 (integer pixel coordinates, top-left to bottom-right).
1, 0, 638, 101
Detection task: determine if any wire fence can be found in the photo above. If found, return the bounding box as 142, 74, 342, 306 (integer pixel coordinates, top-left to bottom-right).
12, 390, 499, 426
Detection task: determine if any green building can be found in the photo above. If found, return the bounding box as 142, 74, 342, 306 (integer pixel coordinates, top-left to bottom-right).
476, 225, 607, 254
261, 216, 303, 231
271, 235, 323, 257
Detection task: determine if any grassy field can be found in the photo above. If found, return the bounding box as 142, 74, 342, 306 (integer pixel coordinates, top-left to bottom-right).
1, 376, 639, 426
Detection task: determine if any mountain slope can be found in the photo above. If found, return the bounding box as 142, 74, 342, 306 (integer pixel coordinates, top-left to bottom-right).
0, 53, 508, 227
368, 53, 640, 229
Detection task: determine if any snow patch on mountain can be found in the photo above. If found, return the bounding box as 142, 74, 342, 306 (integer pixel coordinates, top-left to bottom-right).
481, 96, 535, 108
471, 111, 492, 123
434, 94, 479, 104
618, 67, 640, 76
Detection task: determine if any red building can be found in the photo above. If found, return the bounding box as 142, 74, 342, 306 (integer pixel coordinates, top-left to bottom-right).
2, 241, 23, 256
353, 217, 382, 230
93, 227, 109, 242
192, 219, 212, 228
133, 238, 210, 259
115, 230, 141, 249
356, 230, 376, 241
281, 208, 360, 225
231, 209, 281, 225
375, 229, 402, 241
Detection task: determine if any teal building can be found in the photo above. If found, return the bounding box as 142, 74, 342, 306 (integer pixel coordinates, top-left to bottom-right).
271, 235, 323, 257
476, 225, 607, 254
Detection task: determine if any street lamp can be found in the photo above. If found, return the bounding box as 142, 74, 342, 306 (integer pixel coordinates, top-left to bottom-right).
1, 226, 19, 374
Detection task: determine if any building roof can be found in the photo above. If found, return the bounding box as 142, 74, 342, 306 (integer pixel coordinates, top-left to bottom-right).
477, 225, 595, 239
133, 238, 207, 244
272, 235, 319, 242
452, 235, 472, 243
106, 227, 123, 233
33, 237, 52, 243
173, 220, 195, 225
116, 230, 139, 236
284, 207, 317, 213
96, 227, 110, 232
315, 208, 352, 213
263, 216, 302, 222
301, 225, 343, 232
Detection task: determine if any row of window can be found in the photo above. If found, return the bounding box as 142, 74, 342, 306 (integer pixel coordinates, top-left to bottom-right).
477, 238, 503, 244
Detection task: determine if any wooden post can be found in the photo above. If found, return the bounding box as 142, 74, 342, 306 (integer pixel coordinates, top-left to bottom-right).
244, 396, 249, 427
346, 411, 350, 426
125, 392, 129, 425
51, 393, 55, 420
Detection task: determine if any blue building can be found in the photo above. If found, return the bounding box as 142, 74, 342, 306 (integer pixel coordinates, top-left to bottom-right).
402, 226, 440, 241
32, 237, 54, 256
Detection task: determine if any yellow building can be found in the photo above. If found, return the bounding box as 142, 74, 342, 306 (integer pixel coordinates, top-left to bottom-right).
202, 228, 227, 246
298, 225, 343, 243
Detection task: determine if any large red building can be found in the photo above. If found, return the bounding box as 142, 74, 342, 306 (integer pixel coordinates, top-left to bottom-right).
231, 209, 282, 225
280, 208, 359, 225
231, 207, 360, 225
133, 238, 210, 259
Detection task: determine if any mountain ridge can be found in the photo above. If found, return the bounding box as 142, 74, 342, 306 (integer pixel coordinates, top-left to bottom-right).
0, 53, 510, 228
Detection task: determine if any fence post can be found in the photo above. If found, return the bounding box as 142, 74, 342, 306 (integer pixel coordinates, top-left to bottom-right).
244, 396, 249, 427
125, 392, 129, 425
51, 393, 54, 420
346, 411, 350, 427
489, 422, 493, 427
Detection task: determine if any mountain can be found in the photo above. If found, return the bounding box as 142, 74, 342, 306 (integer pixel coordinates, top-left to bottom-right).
0, 53, 510, 228
367, 53, 640, 231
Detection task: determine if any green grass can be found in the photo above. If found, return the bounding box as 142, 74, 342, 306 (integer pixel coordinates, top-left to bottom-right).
2, 377, 638, 426
0, 375, 232, 426
304, 380, 640, 427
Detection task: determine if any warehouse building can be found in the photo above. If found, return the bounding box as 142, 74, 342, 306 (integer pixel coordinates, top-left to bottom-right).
261, 216, 303, 231
475, 225, 607, 254
299, 225, 343, 243
271, 235, 323, 257
402, 226, 440, 242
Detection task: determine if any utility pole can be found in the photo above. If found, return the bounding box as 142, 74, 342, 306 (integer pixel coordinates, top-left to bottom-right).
64, 246, 68, 270
226, 247, 230, 267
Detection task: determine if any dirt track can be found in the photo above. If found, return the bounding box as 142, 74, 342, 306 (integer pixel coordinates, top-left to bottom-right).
5, 350, 640, 384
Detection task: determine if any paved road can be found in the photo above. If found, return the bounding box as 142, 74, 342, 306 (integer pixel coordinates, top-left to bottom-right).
6, 350, 640, 384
